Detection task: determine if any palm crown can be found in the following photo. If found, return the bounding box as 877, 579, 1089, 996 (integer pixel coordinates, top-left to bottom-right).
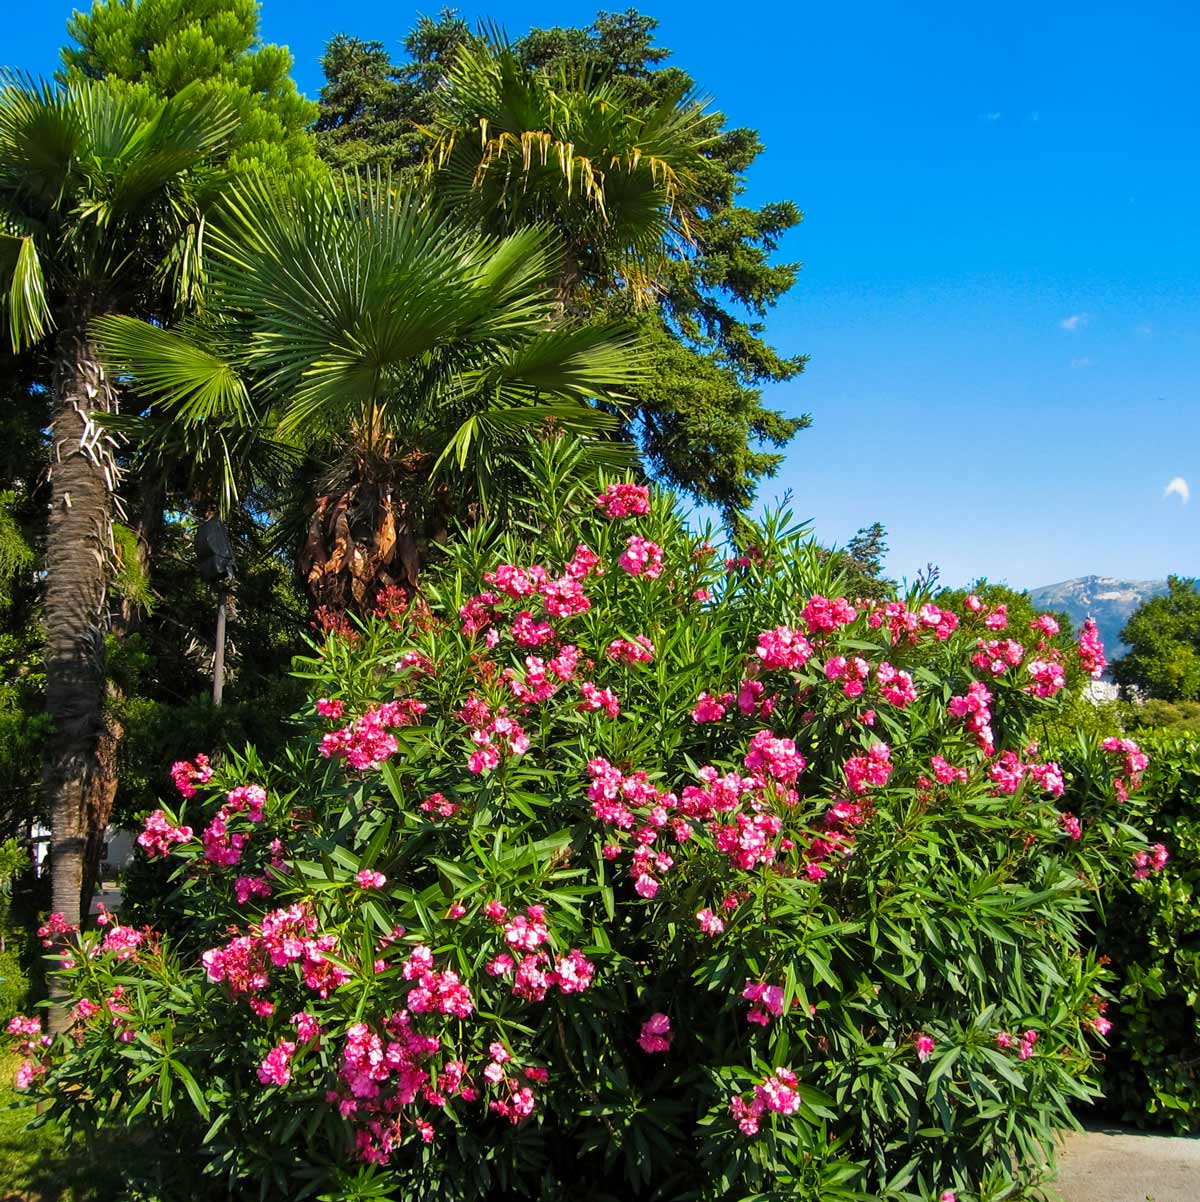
424, 37, 714, 307
96, 171, 645, 610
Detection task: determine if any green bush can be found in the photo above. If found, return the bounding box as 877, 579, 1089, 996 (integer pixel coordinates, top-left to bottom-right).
1094, 734, 1200, 1131
7, 448, 1159, 1202
0, 948, 27, 1021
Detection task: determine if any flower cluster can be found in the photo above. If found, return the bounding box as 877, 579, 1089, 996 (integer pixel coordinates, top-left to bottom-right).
1103, 737, 1149, 800
743, 980, 787, 1026
137, 809, 194, 858
1077, 618, 1107, 679
595, 482, 650, 519
844, 743, 893, 794
618, 534, 664, 579
729, 1067, 802, 1136
948, 681, 994, 754
638, 1012, 672, 1053
755, 625, 813, 670
320, 700, 427, 771
170, 753, 212, 799
1132, 843, 1169, 880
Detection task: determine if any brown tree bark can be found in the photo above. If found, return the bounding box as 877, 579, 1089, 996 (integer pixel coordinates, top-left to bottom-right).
43, 320, 115, 1028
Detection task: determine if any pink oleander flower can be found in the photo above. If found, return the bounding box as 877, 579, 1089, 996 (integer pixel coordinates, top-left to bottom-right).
1089, 1014, 1113, 1037
757, 1067, 802, 1117
1026, 658, 1066, 699
1060, 812, 1083, 840
996, 1031, 1015, 1049
446, 902, 467, 920
1103, 737, 1149, 800
844, 743, 892, 793
543, 575, 591, 617
202, 814, 247, 868
511, 610, 557, 647
692, 692, 727, 723
743, 729, 806, 784
257, 1039, 296, 1087
918, 603, 959, 640
696, 908, 725, 935
619, 535, 664, 579
1078, 617, 1107, 678
504, 908, 550, 952
941, 1192, 958, 1202
638, 1012, 672, 1053
73, 998, 100, 1023
984, 604, 1008, 630
1030, 614, 1060, 637
137, 809, 194, 858
483, 563, 548, 598
468, 744, 501, 774
825, 654, 870, 698
930, 755, 968, 785
595, 482, 650, 519
1018, 1030, 1038, 1060
914, 1034, 935, 1062
319, 699, 426, 771
486, 953, 515, 977
566, 543, 602, 579
552, 948, 595, 994
802, 595, 858, 633
315, 697, 344, 719
606, 635, 655, 664
876, 661, 917, 707
579, 681, 621, 718
755, 625, 813, 670
14, 1060, 44, 1089
419, 792, 458, 821
169, 753, 212, 799
234, 875, 272, 905
743, 980, 787, 1025
356, 869, 387, 889
1132, 843, 1169, 880
293, 1012, 321, 1044
948, 681, 995, 754
101, 925, 143, 961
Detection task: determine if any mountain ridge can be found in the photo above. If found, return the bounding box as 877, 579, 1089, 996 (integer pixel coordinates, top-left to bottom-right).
1027, 574, 1168, 662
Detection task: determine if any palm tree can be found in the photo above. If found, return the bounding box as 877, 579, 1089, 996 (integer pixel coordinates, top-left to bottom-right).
423, 36, 714, 310
0, 75, 234, 938
95, 172, 642, 615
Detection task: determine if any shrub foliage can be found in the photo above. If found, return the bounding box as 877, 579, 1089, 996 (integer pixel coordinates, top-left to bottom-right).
1093, 734, 1200, 1132
8, 445, 1161, 1201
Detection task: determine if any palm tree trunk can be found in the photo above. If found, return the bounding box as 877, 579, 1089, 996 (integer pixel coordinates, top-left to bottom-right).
43, 319, 115, 1024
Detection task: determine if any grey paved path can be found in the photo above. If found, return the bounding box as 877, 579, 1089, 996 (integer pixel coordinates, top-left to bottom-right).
1047, 1126, 1200, 1202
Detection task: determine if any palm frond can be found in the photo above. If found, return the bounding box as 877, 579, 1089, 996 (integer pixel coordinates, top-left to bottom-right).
0, 231, 51, 349
0, 72, 82, 213
92, 314, 251, 422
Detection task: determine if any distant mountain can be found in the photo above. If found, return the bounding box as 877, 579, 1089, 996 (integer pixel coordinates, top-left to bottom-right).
1027, 575, 1168, 662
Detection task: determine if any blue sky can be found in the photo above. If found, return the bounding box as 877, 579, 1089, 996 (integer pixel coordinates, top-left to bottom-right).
9, 1, 1199, 590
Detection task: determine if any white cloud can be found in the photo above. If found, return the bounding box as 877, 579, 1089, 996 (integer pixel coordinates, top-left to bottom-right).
1136, 323, 1153, 336
1027, 109, 1041, 122
979, 111, 1003, 122
1060, 313, 1088, 331
1165, 477, 1190, 504
1070, 356, 1092, 369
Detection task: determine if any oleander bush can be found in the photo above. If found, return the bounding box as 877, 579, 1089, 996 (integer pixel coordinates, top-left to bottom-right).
7, 444, 1165, 1202
1091, 733, 1200, 1132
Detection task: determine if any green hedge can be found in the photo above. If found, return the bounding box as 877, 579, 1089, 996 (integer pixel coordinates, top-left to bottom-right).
1095, 734, 1200, 1131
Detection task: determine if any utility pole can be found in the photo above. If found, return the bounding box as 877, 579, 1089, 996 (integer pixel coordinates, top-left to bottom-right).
195, 517, 236, 707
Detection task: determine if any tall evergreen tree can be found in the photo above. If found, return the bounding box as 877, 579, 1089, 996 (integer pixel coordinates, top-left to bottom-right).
62, 0, 321, 180
315, 8, 810, 520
